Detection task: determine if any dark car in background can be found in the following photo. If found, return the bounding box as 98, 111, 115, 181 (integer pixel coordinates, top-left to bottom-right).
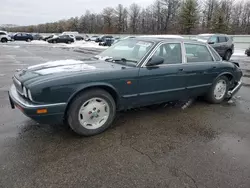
99, 37, 115, 46
193, 34, 234, 61
245, 47, 250, 56
13, 33, 33, 42
32, 34, 44, 40
95, 35, 113, 43
47, 34, 74, 44
8, 37, 242, 136
75, 35, 84, 41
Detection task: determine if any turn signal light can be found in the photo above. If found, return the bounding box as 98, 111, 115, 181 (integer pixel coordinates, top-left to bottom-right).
36, 109, 48, 114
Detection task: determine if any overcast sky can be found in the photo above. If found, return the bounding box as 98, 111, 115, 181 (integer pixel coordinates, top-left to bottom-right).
1, 0, 152, 25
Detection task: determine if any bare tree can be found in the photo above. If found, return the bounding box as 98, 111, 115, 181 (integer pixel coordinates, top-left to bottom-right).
129, 3, 141, 33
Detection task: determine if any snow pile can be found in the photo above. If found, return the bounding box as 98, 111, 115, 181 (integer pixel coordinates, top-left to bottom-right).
30, 40, 48, 44
53, 41, 108, 49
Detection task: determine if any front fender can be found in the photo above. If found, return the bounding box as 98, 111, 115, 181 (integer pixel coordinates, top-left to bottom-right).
66, 82, 120, 104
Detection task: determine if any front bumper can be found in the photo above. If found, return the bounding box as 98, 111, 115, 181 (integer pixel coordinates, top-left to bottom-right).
8, 84, 66, 124
227, 80, 242, 97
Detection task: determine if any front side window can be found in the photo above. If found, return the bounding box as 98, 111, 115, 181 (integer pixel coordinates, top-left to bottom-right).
97, 38, 154, 64
0, 32, 6, 35
151, 43, 182, 64
185, 43, 213, 63
208, 36, 218, 43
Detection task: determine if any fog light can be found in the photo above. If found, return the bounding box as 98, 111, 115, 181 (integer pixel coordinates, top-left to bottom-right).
36, 109, 47, 114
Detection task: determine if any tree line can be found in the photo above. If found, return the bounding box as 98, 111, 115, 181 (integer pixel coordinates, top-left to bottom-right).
5, 0, 250, 35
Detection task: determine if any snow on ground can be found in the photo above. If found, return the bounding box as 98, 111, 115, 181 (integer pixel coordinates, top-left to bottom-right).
233, 49, 246, 56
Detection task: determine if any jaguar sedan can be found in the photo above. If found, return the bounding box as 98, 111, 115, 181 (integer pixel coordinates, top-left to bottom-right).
8, 37, 243, 136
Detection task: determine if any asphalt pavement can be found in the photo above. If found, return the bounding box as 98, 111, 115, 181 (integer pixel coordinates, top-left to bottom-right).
0, 42, 250, 188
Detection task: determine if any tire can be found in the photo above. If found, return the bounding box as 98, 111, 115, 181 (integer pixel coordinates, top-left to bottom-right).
67, 41, 71, 44
26, 38, 31, 42
206, 76, 229, 104
53, 40, 56, 44
247, 52, 250, 57
67, 89, 116, 136
223, 50, 232, 61
1, 38, 7, 43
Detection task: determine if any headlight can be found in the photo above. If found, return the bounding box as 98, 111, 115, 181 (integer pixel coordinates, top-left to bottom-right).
28, 89, 33, 101
23, 87, 28, 98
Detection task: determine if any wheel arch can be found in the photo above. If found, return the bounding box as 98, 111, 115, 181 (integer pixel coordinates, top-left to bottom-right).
214, 72, 234, 88
64, 83, 120, 118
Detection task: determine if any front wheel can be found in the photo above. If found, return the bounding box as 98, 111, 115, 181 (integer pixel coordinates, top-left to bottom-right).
67, 89, 116, 136
1, 38, 7, 43
26, 38, 31, 42
206, 76, 229, 104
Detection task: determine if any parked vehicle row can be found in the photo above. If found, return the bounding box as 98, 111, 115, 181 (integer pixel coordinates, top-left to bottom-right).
1, 31, 249, 59
9, 36, 243, 136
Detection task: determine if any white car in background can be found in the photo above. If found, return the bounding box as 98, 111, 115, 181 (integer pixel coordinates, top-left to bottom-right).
0, 31, 12, 43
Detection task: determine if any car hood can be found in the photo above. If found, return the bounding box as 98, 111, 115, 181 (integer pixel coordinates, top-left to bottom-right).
14, 59, 130, 84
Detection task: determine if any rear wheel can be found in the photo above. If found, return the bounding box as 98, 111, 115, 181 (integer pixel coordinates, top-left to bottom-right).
67, 89, 116, 136
1, 38, 7, 43
206, 76, 229, 104
223, 50, 232, 61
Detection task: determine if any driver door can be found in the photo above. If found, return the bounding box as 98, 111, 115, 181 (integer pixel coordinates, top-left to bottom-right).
137, 42, 188, 106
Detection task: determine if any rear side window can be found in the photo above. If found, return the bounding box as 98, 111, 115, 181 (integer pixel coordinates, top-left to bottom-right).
185, 43, 213, 63
0, 32, 6, 35
218, 36, 227, 43
209, 46, 221, 61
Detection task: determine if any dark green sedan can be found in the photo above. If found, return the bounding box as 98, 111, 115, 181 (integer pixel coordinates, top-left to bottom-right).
9, 37, 243, 136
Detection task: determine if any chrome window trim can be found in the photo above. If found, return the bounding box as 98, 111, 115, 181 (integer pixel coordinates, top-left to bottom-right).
208, 45, 222, 62
183, 42, 215, 64
135, 41, 156, 68
140, 41, 184, 68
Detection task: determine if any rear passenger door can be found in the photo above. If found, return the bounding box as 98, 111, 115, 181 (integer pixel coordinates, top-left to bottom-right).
183, 43, 218, 97
218, 36, 228, 56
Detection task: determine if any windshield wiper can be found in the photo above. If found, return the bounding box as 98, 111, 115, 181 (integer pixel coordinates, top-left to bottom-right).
105, 57, 137, 63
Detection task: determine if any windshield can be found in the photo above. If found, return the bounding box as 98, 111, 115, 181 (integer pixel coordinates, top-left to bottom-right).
196, 35, 211, 40
96, 38, 154, 64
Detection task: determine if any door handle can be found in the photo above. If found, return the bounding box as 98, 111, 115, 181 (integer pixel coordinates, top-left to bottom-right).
178, 68, 184, 71
212, 66, 216, 69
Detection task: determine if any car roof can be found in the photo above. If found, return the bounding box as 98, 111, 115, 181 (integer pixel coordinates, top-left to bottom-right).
198, 33, 229, 36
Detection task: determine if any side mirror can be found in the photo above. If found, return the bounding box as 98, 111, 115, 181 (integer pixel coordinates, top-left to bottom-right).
208, 41, 214, 44
147, 56, 164, 66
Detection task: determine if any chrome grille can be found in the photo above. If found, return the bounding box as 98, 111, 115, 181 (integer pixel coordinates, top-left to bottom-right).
13, 77, 23, 95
